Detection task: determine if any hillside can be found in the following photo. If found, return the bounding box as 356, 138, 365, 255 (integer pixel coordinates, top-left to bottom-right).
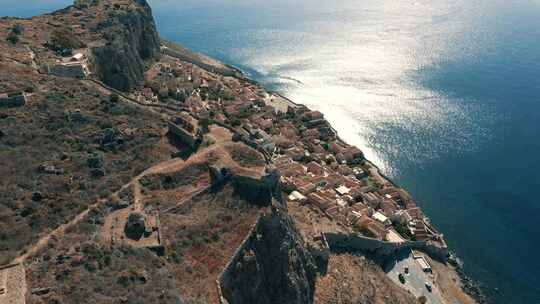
0, 1, 479, 304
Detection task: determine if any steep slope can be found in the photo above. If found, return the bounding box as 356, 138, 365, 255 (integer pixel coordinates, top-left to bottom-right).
79, 0, 161, 90
220, 206, 319, 304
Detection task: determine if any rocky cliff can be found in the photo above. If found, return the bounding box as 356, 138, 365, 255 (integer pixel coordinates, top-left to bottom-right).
82, 0, 160, 91
220, 205, 320, 304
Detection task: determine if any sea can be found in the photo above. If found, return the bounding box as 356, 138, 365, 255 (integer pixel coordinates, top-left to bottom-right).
6, 0, 540, 303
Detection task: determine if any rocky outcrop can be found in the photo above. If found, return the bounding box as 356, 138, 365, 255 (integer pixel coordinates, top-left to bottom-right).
219, 206, 319, 304
90, 0, 160, 91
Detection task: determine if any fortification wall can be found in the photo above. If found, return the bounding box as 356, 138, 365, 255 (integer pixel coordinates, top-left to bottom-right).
324, 233, 448, 261
161, 47, 239, 77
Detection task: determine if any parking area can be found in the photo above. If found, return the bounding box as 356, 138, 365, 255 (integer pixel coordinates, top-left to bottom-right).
385, 249, 445, 304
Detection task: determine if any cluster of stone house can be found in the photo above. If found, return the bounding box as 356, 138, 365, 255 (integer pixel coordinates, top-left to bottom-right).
247, 108, 443, 245
139, 51, 445, 247
278, 150, 443, 244
140, 59, 208, 105
234, 123, 276, 155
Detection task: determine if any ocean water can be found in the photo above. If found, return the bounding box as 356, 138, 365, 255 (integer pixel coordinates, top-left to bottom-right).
6, 0, 540, 303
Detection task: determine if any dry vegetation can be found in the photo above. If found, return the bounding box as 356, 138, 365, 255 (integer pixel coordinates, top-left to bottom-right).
140, 162, 210, 193
25, 177, 264, 304
26, 205, 182, 304
314, 254, 417, 304
0, 78, 175, 264
158, 186, 262, 303
226, 143, 266, 168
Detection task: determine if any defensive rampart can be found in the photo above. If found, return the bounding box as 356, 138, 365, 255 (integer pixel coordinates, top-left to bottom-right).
324, 232, 449, 262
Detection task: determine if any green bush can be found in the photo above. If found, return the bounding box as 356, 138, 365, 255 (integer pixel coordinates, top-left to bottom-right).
6, 31, 19, 44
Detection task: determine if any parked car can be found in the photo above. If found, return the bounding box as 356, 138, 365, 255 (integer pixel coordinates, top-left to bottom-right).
425, 282, 432, 292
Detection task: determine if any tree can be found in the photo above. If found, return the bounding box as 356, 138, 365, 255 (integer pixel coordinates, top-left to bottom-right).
6, 31, 19, 44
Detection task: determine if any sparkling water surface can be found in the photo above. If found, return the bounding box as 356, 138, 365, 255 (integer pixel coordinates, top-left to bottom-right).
5, 1, 540, 302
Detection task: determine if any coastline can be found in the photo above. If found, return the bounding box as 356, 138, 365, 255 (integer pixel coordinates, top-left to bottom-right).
0, 1, 485, 300
178, 39, 487, 303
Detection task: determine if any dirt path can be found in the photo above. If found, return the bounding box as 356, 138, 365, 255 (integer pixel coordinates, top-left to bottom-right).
11, 155, 189, 265
12, 199, 104, 264
133, 181, 143, 211
11, 131, 246, 264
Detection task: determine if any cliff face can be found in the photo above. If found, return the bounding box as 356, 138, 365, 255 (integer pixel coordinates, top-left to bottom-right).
220, 206, 319, 304
88, 0, 160, 91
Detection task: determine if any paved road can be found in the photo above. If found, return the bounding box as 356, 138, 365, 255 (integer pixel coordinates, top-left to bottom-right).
385, 249, 445, 304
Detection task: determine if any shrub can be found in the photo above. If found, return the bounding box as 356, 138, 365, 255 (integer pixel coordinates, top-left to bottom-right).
109, 93, 119, 103
46, 27, 86, 54
6, 31, 19, 44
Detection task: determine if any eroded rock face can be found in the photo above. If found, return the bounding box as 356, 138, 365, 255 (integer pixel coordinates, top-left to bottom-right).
91, 0, 160, 91
222, 208, 318, 304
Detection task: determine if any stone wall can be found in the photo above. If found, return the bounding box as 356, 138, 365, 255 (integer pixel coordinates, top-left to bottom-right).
0, 263, 26, 304
48, 63, 87, 79
324, 232, 449, 262
217, 215, 263, 304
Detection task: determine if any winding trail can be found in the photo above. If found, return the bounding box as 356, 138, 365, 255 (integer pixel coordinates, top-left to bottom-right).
12, 200, 103, 264
11, 157, 187, 265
